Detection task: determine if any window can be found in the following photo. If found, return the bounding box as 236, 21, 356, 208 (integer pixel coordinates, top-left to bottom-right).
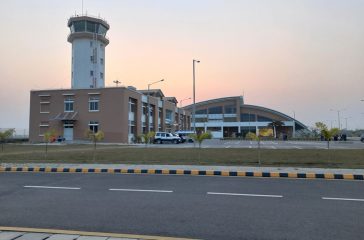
90, 56, 94, 63
165, 110, 173, 124
89, 121, 99, 133
196, 109, 207, 114
89, 96, 99, 111
72, 20, 86, 32
86, 21, 98, 33
100, 72, 104, 79
100, 58, 104, 65
241, 113, 256, 122
129, 98, 137, 113
64, 97, 74, 112
257, 115, 272, 122
40, 102, 50, 113
90, 71, 94, 76
208, 106, 223, 114
224, 104, 236, 114
90, 41, 93, 47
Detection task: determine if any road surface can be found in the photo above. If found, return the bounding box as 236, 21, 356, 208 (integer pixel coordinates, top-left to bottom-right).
0, 173, 363, 239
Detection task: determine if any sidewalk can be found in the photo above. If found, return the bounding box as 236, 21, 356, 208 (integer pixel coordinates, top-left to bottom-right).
1, 163, 364, 180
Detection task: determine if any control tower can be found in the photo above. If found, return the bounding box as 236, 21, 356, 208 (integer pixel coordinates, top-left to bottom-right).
67, 15, 110, 89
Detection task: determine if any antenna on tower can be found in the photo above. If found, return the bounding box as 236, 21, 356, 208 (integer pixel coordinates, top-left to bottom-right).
81, 0, 84, 15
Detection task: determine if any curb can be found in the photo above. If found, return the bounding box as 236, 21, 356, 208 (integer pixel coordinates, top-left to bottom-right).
1, 166, 363, 180
0, 226, 195, 240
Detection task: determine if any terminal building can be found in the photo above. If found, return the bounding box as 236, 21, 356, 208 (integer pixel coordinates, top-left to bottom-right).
184, 96, 307, 139
29, 15, 190, 143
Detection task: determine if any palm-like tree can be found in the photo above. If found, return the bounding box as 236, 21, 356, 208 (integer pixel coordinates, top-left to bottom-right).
85, 129, 105, 161
43, 129, 58, 159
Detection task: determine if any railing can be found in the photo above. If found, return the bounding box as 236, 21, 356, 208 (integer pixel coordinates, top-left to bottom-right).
68, 13, 108, 24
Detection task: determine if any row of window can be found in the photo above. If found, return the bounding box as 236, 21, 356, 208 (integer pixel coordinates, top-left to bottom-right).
196, 105, 236, 115
64, 96, 100, 112
90, 56, 104, 65
194, 114, 275, 123
90, 71, 104, 79
39, 121, 99, 136
40, 96, 100, 113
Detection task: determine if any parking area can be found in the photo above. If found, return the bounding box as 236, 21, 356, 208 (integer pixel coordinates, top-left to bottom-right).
143, 139, 364, 149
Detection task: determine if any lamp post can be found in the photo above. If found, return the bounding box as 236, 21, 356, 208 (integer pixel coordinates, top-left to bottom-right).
192, 59, 200, 133
292, 110, 296, 138
147, 79, 164, 132
179, 97, 191, 108
330, 108, 345, 130
344, 117, 351, 130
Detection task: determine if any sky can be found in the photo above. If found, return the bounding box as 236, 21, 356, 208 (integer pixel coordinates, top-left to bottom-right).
0, 0, 363, 131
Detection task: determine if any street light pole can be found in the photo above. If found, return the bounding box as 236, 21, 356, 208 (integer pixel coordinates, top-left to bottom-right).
147, 79, 164, 133
192, 59, 200, 133
180, 97, 191, 108
292, 110, 296, 138
330, 108, 345, 130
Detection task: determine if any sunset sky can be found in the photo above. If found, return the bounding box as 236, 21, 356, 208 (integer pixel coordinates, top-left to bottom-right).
0, 0, 363, 131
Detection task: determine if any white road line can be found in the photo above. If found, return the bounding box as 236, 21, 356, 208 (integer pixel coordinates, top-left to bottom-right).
293, 146, 303, 149
207, 192, 283, 198
322, 197, 364, 202
249, 146, 252, 149
109, 188, 173, 193
271, 146, 277, 149
225, 146, 231, 148
24, 186, 80, 190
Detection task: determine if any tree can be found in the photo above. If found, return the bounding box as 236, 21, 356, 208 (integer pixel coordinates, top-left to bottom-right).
43, 129, 57, 159
190, 131, 212, 149
189, 131, 212, 162
0, 129, 15, 152
85, 129, 105, 161
142, 131, 155, 146
267, 121, 284, 138
315, 122, 339, 149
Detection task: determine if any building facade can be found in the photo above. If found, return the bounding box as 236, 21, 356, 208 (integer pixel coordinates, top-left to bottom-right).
29, 87, 190, 143
184, 96, 307, 138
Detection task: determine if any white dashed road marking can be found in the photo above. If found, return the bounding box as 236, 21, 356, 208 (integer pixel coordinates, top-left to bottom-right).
24, 186, 81, 190
207, 192, 283, 198
322, 197, 364, 202
109, 188, 173, 193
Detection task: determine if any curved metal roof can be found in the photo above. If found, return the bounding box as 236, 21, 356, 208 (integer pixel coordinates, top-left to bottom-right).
243, 104, 307, 129
183, 96, 243, 108
184, 96, 307, 129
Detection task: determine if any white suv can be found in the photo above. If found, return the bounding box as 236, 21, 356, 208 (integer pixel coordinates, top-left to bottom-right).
154, 132, 181, 144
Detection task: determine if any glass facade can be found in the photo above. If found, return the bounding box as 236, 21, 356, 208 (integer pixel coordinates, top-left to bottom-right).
240, 113, 256, 122
70, 20, 108, 36
257, 115, 273, 122
196, 109, 207, 114
224, 104, 236, 114
208, 106, 223, 114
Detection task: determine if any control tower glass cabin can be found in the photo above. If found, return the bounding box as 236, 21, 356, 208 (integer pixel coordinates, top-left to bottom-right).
67, 15, 110, 89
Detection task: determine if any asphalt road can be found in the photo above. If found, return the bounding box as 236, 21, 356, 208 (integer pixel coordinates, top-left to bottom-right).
142, 139, 364, 149
0, 173, 364, 240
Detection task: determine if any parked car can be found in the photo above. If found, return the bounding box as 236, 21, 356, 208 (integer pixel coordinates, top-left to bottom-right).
360, 134, 364, 143
175, 131, 195, 143
154, 132, 181, 144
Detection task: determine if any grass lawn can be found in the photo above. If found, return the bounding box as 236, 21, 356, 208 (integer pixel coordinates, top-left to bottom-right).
0, 143, 363, 168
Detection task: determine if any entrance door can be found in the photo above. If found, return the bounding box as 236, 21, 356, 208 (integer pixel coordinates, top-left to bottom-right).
64, 126, 73, 141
